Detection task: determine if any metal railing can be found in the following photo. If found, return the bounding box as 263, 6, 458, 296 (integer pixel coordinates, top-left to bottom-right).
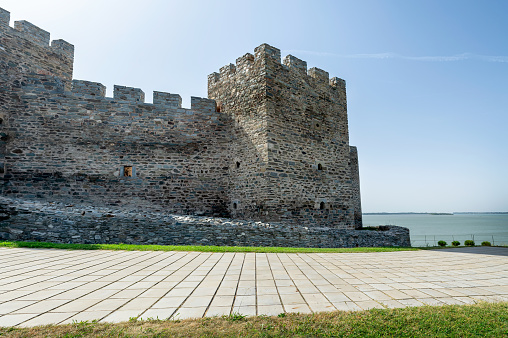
410, 234, 507, 247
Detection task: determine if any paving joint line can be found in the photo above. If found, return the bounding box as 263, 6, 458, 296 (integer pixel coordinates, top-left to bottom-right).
229, 252, 247, 316
16, 252, 171, 326
12, 251, 183, 326
294, 253, 372, 309
266, 253, 287, 315
161, 252, 223, 320
277, 253, 314, 314
0, 250, 151, 304
254, 252, 258, 316
133, 251, 212, 321
202, 252, 236, 317
0, 249, 121, 289
289, 253, 342, 311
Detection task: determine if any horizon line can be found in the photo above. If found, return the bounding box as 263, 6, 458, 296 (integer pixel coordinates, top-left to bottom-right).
363, 211, 508, 214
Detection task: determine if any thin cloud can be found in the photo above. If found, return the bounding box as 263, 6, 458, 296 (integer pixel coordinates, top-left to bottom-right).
283, 50, 508, 63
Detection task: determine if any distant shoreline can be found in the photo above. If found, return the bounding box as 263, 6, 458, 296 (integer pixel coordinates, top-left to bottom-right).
363, 212, 508, 215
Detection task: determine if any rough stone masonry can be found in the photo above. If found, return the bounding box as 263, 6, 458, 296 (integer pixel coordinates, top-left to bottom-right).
0, 7, 410, 247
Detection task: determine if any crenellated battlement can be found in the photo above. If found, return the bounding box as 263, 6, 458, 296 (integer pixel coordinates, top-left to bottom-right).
254, 43, 281, 63
219, 63, 236, 79
153, 91, 182, 108
190, 97, 217, 113
0, 7, 74, 61
51, 39, 74, 59
114, 85, 145, 103
72, 80, 106, 98
0, 7, 9, 27
14, 20, 50, 47
283, 55, 307, 75
14, 75, 225, 158
22, 74, 216, 120
236, 53, 254, 72
330, 76, 346, 90
308, 67, 329, 84
208, 43, 345, 93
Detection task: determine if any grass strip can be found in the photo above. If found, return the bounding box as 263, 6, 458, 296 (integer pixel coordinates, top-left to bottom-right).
0, 302, 506, 337
0, 240, 418, 253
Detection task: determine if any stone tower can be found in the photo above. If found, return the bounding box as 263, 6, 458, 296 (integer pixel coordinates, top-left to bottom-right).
208, 44, 362, 229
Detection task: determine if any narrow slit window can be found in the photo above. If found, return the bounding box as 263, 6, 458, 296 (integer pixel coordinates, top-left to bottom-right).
123, 166, 133, 177
320, 202, 325, 210
233, 202, 238, 209
317, 163, 323, 170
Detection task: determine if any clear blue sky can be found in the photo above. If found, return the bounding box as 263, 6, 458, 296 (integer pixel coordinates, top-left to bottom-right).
3, 0, 508, 212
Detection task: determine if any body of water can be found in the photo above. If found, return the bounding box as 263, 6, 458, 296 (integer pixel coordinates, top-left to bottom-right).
362, 214, 508, 247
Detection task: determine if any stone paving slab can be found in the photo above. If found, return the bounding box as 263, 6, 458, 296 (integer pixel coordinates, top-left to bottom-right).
0, 246, 507, 327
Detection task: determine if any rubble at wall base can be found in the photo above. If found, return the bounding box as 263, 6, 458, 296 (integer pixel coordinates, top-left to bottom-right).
0, 197, 411, 248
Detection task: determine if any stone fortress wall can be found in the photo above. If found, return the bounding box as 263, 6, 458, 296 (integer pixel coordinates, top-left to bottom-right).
0, 7, 410, 247
0, 7, 231, 217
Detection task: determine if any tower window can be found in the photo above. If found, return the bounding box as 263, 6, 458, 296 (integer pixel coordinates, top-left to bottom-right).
123, 166, 133, 177
233, 202, 238, 209
320, 202, 325, 210
317, 163, 323, 170
236, 161, 241, 169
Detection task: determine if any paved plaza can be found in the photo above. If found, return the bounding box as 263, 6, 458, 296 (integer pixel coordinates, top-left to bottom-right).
0, 246, 507, 327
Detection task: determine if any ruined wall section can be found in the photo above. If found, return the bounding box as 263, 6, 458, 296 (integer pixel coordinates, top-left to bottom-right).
208, 49, 273, 219
2, 74, 232, 215
0, 196, 411, 248
0, 197, 411, 248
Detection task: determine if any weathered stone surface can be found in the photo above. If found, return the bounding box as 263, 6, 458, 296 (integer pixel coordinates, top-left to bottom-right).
0, 197, 410, 248
0, 6, 410, 247
208, 43, 361, 228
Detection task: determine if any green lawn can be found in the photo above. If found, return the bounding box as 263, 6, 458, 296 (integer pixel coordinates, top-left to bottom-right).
1, 302, 506, 337
0, 240, 419, 253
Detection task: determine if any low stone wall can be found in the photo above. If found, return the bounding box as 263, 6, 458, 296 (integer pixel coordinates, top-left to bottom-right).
0, 197, 410, 248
